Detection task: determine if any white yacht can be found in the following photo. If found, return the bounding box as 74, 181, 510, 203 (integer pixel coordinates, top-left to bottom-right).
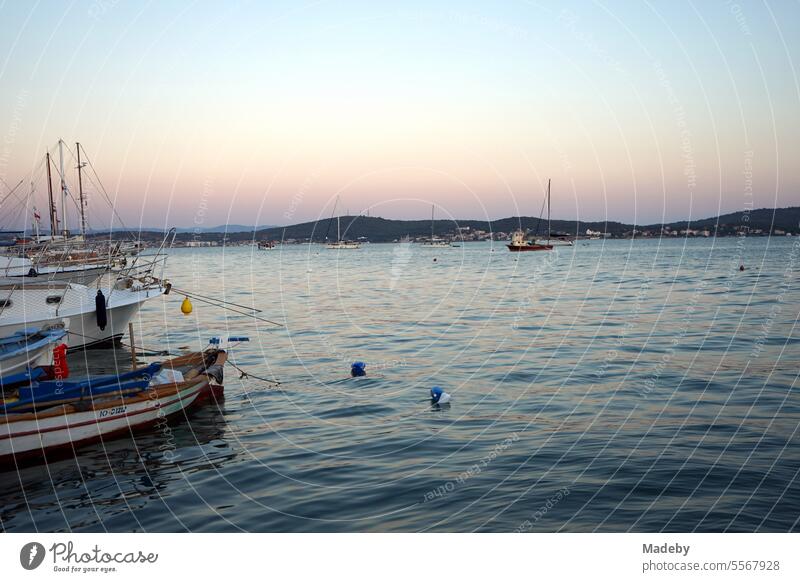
0, 255, 110, 285
0, 229, 172, 350
0, 140, 143, 281
0, 277, 165, 350
420, 205, 455, 248
325, 196, 360, 249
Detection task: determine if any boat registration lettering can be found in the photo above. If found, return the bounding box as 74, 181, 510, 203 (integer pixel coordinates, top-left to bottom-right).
99, 406, 127, 418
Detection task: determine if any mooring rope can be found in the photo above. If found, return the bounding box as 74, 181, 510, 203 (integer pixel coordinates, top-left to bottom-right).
226, 358, 282, 386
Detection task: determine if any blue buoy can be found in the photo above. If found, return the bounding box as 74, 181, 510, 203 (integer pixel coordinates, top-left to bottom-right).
430, 386, 451, 404
351, 362, 367, 377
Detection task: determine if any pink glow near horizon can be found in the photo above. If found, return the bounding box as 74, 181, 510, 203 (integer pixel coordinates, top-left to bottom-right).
0, 2, 797, 230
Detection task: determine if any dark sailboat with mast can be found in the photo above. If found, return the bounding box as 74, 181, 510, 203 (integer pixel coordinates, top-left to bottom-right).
1, 140, 148, 283
507, 179, 555, 252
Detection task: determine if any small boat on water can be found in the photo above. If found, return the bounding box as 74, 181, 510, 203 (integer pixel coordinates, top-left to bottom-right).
325, 196, 361, 250
327, 240, 361, 249
420, 205, 455, 248
507, 179, 556, 252
257, 240, 277, 250
421, 239, 452, 248
0, 325, 67, 377
507, 231, 553, 252
0, 347, 228, 467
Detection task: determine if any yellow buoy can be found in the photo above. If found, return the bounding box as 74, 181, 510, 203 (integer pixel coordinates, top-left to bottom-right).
181, 296, 193, 315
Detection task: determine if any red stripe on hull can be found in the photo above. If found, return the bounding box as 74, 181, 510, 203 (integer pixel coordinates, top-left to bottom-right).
0, 383, 224, 470
0, 388, 201, 440
507, 244, 553, 252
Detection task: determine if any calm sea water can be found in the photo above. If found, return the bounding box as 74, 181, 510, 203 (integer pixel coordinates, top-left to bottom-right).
2, 237, 799, 532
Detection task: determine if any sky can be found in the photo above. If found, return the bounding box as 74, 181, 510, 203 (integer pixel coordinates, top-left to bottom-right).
0, 0, 798, 230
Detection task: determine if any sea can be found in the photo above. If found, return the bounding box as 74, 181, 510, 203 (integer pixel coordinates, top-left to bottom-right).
1, 236, 799, 532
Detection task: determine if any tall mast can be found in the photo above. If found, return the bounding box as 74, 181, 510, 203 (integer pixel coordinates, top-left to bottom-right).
431, 204, 435, 240
76, 142, 87, 237
58, 139, 68, 236
337, 213, 341, 242
547, 179, 551, 244
30, 181, 40, 239
32, 205, 40, 239
46, 152, 57, 237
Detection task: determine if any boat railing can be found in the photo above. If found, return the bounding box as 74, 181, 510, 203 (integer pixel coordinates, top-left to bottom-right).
11, 238, 122, 271
1, 239, 53, 276
105, 228, 175, 300
0, 281, 19, 320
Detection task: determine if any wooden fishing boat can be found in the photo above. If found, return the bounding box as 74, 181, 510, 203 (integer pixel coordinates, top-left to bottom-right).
0, 348, 227, 467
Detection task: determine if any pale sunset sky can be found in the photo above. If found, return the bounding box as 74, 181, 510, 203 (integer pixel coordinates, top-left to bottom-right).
0, 1, 798, 230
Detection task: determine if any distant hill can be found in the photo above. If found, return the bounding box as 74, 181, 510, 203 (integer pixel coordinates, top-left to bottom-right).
644, 207, 800, 233
171, 224, 277, 233
247, 216, 631, 242
87, 207, 799, 243
240, 207, 799, 242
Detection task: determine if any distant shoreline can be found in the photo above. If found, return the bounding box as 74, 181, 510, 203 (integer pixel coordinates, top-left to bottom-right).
81, 206, 799, 245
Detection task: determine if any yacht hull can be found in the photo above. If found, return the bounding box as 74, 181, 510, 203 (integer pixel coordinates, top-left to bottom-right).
507, 244, 554, 252
0, 282, 162, 351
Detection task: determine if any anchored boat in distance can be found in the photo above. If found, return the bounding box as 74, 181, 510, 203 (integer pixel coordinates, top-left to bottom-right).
420, 204, 455, 248
325, 196, 361, 249
507, 179, 562, 252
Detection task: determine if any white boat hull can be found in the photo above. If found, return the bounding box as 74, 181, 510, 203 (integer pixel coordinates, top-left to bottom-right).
0, 380, 206, 460
0, 342, 54, 377
0, 280, 163, 350
1, 257, 106, 285
326, 243, 361, 249
66, 294, 151, 349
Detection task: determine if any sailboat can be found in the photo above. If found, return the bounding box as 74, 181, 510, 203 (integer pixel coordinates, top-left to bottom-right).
1, 140, 142, 283
507, 180, 555, 252
325, 196, 360, 249
420, 205, 452, 248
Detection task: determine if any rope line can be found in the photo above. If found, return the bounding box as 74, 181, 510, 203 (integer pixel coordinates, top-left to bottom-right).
227, 359, 281, 386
